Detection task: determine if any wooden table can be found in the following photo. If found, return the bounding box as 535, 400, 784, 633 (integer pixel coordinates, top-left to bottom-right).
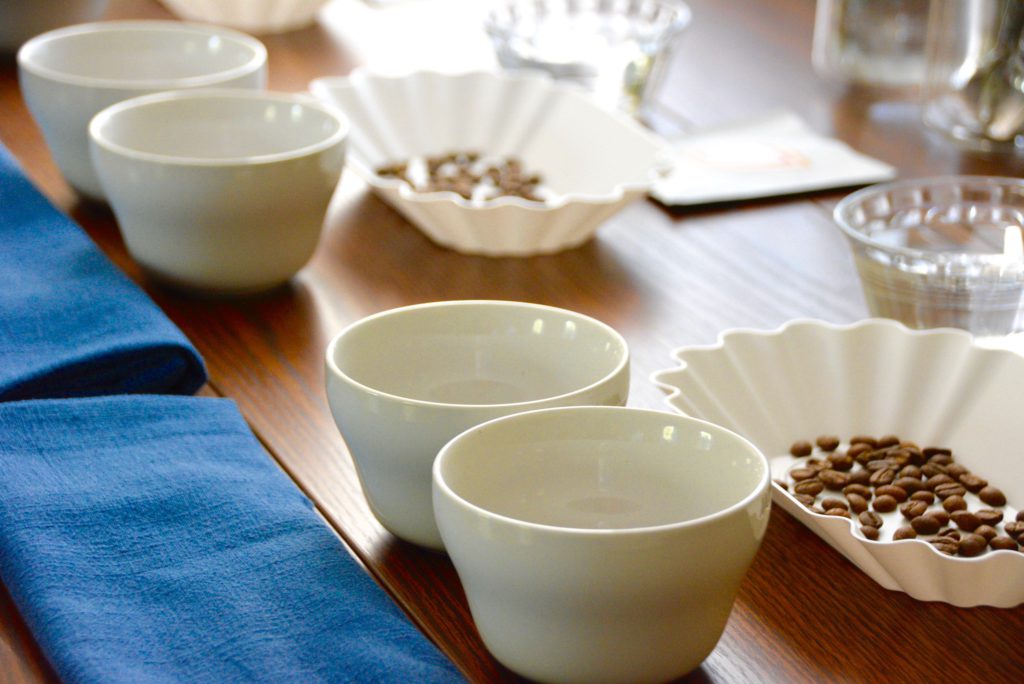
2, 1, 1023, 682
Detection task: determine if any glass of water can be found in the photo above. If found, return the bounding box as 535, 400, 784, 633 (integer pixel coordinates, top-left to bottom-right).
834, 177, 1024, 341
483, 0, 691, 115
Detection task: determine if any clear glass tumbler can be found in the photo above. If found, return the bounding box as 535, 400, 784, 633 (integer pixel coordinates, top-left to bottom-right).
483, 0, 691, 115
922, 0, 1024, 151
812, 0, 931, 89
834, 177, 1024, 341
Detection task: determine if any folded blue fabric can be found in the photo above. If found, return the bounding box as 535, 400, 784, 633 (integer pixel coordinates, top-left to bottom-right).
0, 144, 206, 400
0, 396, 462, 683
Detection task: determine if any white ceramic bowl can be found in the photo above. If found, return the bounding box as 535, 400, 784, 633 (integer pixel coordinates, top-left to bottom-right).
325, 300, 630, 549
159, 0, 329, 34
652, 318, 1024, 608
0, 0, 109, 53
309, 70, 667, 256
18, 20, 267, 200
90, 89, 347, 294
434, 406, 771, 684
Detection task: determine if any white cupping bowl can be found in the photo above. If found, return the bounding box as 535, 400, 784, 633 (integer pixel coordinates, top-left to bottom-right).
652, 318, 1024, 608
159, 0, 330, 34
309, 70, 667, 257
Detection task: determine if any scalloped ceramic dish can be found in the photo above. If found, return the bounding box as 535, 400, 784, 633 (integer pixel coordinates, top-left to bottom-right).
309, 70, 666, 256
652, 318, 1024, 608
159, 0, 328, 33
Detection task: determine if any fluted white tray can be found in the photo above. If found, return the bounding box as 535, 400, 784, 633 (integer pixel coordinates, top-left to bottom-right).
160, 0, 328, 33
652, 319, 1024, 608
310, 69, 667, 256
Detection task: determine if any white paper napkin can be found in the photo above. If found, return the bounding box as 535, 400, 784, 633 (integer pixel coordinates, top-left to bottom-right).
651, 111, 897, 206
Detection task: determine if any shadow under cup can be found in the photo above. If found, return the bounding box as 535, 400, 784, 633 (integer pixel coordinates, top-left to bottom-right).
433, 406, 771, 684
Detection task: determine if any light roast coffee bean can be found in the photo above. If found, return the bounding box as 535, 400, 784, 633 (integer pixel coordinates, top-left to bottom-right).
821, 497, 847, 512
933, 482, 966, 499
825, 508, 850, 518
794, 480, 825, 496
978, 486, 1007, 507
911, 514, 941, 535
869, 469, 896, 487
819, 469, 851, 490
872, 495, 898, 513
843, 483, 872, 499
877, 435, 900, 448
958, 533, 987, 557
790, 440, 813, 457
910, 490, 935, 504
875, 485, 908, 502
846, 493, 869, 514
859, 511, 884, 528
975, 525, 998, 541
930, 537, 958, 555
941, 495, 967, 513
849, 470, 872, 486
950, 510, 982, 532
976, 509, 1003, 526
925, 473, 955, 490
789, 467, 817, 482
958, 473, 987, 493
893, 526, 917, 540
892, 476, 923, 494
860, 525, 880, 541
900, 500, 929, 520
816, 435, 840, 451
991, 536, 1019, 551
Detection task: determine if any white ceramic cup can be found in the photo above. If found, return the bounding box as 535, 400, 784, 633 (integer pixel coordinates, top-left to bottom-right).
90, 89, 347, 294
324, 301, 630, 549
18, 20, 267, 200
433, 406, 771, 684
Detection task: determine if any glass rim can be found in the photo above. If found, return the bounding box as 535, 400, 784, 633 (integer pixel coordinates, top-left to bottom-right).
833, 175, 1024, 264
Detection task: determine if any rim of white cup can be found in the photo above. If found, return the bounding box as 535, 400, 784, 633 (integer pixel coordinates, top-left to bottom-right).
89, 89, 350, 166
433, 405, 771, 535
325, 300, 630, 410
17, 20, 267, 90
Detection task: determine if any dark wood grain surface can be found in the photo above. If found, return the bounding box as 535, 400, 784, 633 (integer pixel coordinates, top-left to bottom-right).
2, 1, 1023, 682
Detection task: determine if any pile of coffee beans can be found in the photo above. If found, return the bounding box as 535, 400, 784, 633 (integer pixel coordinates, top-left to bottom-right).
376, 151, 547, 203
776, 435, 1023, 558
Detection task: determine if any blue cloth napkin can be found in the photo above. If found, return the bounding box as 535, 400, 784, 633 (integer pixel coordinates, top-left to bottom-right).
0, 144, 206, 400
0, 395, 462, 683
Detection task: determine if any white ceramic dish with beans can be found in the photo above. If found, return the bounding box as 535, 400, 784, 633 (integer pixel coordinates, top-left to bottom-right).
653, 318, 1024, 608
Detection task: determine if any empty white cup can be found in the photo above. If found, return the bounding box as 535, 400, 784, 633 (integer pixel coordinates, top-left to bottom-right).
325, 301, 630, 549
18, 20, 267, 200
90, 89, 347, 294
433, 406, 771, 684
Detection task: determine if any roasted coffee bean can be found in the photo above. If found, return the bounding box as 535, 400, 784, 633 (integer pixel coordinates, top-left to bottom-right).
893, 526, 917, 540
826, 453, 854, 471
900, 500, 929, 520
789, 467, 817, 482
848, 443, 873, 462
938, 528, 961, 540
927, 452, 954, 466
869, 469, 896, 487
888, 449, 912, 467
872, 494, 898, 513
875, 485, 908, 502
978, 486, 1007, 507
825, 508, 851, 518
975, 525, 998, 541
860, 525, 880, 541
904, 446, 926, 465
930, 537, 959, 555
818, 469, 851, 490
991, 536, 1019, 551
1005, 521, 1024, 540
843, 483, 872, 499
846, 493, 869, 514
1018, 511, 1024, 523
950, 510, 982, 532
892, 476, 924, 494
790, 440, 813, 457
774, 478, 789, 491
794, 480, 825, 496
958, 533, 987, 557
821, 497, 847, 511
849, 469, 872, 486
850, 435, 877, 448
911, 514, 942, 535
921, 463, 946, 478
933, 482, 966, 499
944, 463, 968, 478
816, 435, 840, 451
865, 459, 893, 472
931, 510, 950, 526
925, 473, 955, 490
898, 465, 922, 480
806, 458, 827, 471
976, 509, 1004, 526
859, 511, 884, 528
810, 506, 826, 515
877, 435, 900, 448
910, 490, 935, 504
794, 493, 816, 507
958, 473, 987, 493
923, 446, 952, 459
941, 495, 967, 513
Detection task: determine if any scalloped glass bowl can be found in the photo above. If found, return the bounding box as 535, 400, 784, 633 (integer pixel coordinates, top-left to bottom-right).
309, 69, 666, 257
652, 318, 1024, 608
159, 0, 329, 33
